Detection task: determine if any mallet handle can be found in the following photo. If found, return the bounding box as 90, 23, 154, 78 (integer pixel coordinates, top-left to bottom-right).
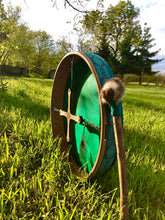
113, 116, 129, 220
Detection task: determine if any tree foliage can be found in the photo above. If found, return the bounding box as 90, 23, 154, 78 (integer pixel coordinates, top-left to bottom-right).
134, 24, 162, 73
80, 1, 141, 56
0, 2, 73, 77
1, 0, 163, 80
0, 2, 21, 64
79, 0, 162, 81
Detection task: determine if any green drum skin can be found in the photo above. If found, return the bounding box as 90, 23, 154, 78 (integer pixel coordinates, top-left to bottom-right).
62, 53, 123, 176
75, 74, 100, 173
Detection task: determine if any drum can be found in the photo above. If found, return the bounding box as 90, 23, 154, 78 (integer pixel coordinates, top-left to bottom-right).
51, 51, 123, 178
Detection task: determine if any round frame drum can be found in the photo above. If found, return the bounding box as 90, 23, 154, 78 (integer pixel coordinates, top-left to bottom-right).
51, 51, 123, 178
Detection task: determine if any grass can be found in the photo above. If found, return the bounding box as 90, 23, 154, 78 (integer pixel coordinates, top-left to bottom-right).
0, 78, 165, 219
123, 85, 165, 219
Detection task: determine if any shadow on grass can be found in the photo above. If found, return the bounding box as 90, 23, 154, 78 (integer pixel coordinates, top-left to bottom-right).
0, 91, 50, 121
97, 124, 165, 184
95, 126, 165, 218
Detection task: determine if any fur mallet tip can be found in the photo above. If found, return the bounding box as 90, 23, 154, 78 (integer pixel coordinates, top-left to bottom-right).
100, 77, 125, 105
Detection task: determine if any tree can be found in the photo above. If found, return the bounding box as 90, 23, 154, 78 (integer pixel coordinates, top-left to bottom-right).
114, 36, 134, 76
79, 1, 142, 75
79, 1, 162, 80
0, 1, 7, 62
10, 28, 64, 77
97, 36, 111, 61
56, 36, 74, 53
0, 1, 7, 30
0, 3, 25, 64
80, 1, 141, 54
0, 2, 70, 77
132, 23, 163, 85
31, 30, 56, 76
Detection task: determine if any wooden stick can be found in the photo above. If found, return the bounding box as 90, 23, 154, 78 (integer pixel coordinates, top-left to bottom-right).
59, 89, 82, 142
113, 116, 129, 220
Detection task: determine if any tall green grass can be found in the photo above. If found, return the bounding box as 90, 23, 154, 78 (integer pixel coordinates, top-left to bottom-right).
0, 78, 165, 219
123, 85, 165, 219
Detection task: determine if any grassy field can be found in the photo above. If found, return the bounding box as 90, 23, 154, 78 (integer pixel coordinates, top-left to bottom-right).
0, 78, 165, 219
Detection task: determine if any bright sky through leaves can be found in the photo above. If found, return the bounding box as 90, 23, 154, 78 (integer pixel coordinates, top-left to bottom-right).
3, 0, 165, 73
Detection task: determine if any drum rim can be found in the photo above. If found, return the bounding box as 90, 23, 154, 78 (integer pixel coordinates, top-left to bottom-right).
51, 51, 107, 178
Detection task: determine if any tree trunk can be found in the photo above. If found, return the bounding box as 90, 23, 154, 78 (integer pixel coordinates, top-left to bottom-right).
139, 74, 142, 85
125, 73, 128, 84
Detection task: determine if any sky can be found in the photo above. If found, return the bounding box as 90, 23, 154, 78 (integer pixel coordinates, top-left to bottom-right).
2, 0, 165, 73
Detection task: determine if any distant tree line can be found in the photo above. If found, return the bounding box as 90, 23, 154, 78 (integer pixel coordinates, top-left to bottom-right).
0, 0, 163, 82
0, 0, 72, 77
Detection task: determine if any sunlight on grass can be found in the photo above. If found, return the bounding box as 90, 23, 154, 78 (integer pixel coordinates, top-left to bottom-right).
0, 79, 164, 219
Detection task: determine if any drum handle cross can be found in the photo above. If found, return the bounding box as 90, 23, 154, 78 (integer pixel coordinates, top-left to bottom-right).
59, 89, 82, 142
